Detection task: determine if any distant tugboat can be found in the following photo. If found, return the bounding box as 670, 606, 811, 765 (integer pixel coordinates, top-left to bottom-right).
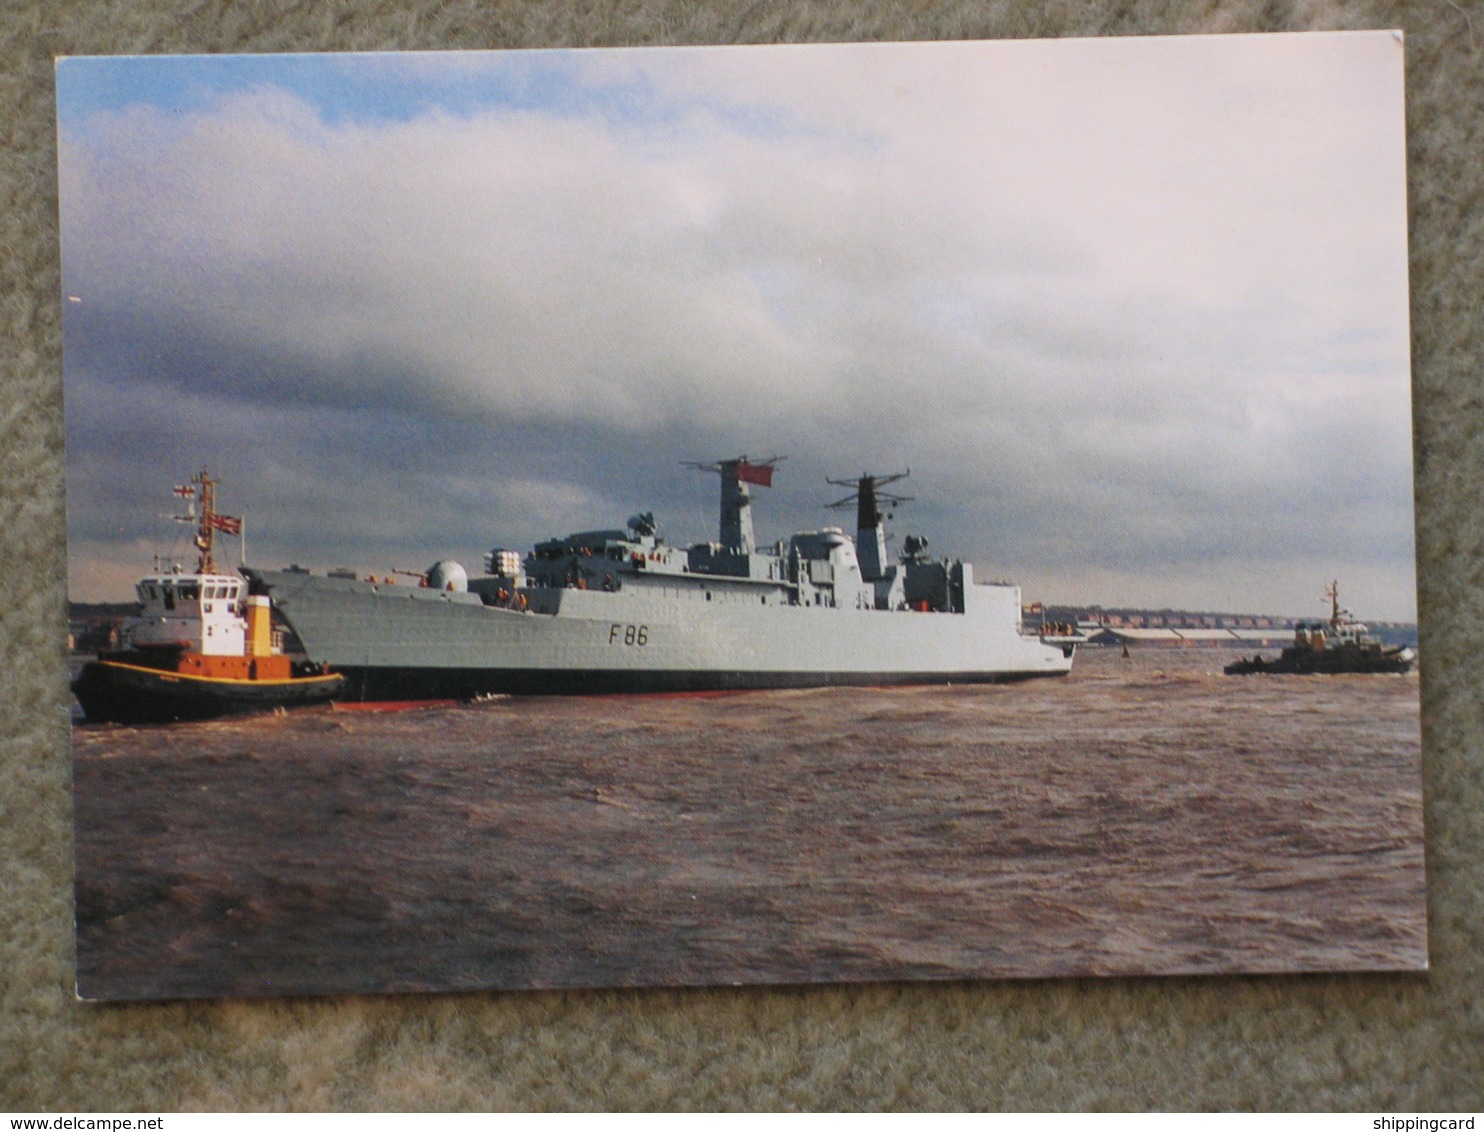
1224, 582, 1416, 676
71, 471, 344, 723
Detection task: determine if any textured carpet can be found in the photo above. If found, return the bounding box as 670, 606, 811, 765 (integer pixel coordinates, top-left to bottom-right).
3, 0, 1482, 1112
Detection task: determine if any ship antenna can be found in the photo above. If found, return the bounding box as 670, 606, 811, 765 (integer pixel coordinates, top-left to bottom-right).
825, 470, 912, 581
825, 470, 912, 525
682, 455, 783, 553
194, 469, 218, 575
188, 469, 246, 574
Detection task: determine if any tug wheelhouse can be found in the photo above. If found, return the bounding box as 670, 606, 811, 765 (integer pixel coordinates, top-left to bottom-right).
129, 573, 248, 655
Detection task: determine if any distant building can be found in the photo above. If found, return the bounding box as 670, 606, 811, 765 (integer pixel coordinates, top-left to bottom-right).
66, 602, 137, 654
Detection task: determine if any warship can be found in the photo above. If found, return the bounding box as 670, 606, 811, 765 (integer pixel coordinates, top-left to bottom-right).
72, 471, 344, 723
1224, 581, 1416, 676
243, 458, 1081, 701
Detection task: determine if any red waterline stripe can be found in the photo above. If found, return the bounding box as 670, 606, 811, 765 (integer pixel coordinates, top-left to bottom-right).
332, 700, 460, 713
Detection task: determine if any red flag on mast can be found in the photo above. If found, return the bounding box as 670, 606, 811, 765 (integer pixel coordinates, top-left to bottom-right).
735, 460, 774, 488
208, 513, 243, 536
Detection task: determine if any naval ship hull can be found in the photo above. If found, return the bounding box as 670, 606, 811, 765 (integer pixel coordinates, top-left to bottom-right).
246, 568, 1074, 701
330, 663, 1056, 701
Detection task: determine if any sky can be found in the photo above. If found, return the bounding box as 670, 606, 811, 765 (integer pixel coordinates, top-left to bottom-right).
57, 33, 1417, 619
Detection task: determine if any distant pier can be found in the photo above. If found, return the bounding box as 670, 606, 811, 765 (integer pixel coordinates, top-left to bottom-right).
1023, 604, 1418, 650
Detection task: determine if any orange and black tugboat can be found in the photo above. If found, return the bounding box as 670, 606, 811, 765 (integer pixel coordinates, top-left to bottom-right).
72, 471, 344, 723
1224, 581, 1416, 676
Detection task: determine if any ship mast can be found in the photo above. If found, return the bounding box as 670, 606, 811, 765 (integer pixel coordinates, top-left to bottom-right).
182, 469, 244, 575
683, 456, 782, 553
194, 469, 219, 575
826, 471, 911, 581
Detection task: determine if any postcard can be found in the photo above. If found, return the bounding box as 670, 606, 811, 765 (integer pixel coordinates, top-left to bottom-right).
59, 32, 1422, 1000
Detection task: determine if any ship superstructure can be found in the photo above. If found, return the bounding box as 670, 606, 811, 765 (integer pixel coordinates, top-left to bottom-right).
244, 457, 1081, 700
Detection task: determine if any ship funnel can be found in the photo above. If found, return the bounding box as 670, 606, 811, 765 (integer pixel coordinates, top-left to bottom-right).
826, 471, 911, 581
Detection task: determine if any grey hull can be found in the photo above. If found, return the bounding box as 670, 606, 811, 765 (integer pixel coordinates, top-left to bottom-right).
248, 568, 1074, 700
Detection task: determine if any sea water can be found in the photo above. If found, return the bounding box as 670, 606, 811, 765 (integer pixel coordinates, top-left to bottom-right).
70, 648, 1425, 1000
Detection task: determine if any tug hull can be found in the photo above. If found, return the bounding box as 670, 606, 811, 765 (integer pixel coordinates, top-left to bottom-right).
1223, 647, 1414, 676
73, 656, 344, 724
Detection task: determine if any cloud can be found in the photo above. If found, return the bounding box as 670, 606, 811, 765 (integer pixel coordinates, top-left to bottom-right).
59, 35, 1416, 618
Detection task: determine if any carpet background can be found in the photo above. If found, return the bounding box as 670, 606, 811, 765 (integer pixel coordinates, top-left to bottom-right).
3, 0, 1481, 1111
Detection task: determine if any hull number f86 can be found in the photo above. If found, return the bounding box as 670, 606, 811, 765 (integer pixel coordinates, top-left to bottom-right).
609, 624, 649, 646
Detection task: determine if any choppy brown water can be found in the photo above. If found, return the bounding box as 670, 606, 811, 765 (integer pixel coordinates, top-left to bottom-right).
71, 648, 1426, 1001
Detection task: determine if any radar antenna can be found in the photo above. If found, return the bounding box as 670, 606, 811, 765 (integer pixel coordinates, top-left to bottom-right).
825, 470, 912, 527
